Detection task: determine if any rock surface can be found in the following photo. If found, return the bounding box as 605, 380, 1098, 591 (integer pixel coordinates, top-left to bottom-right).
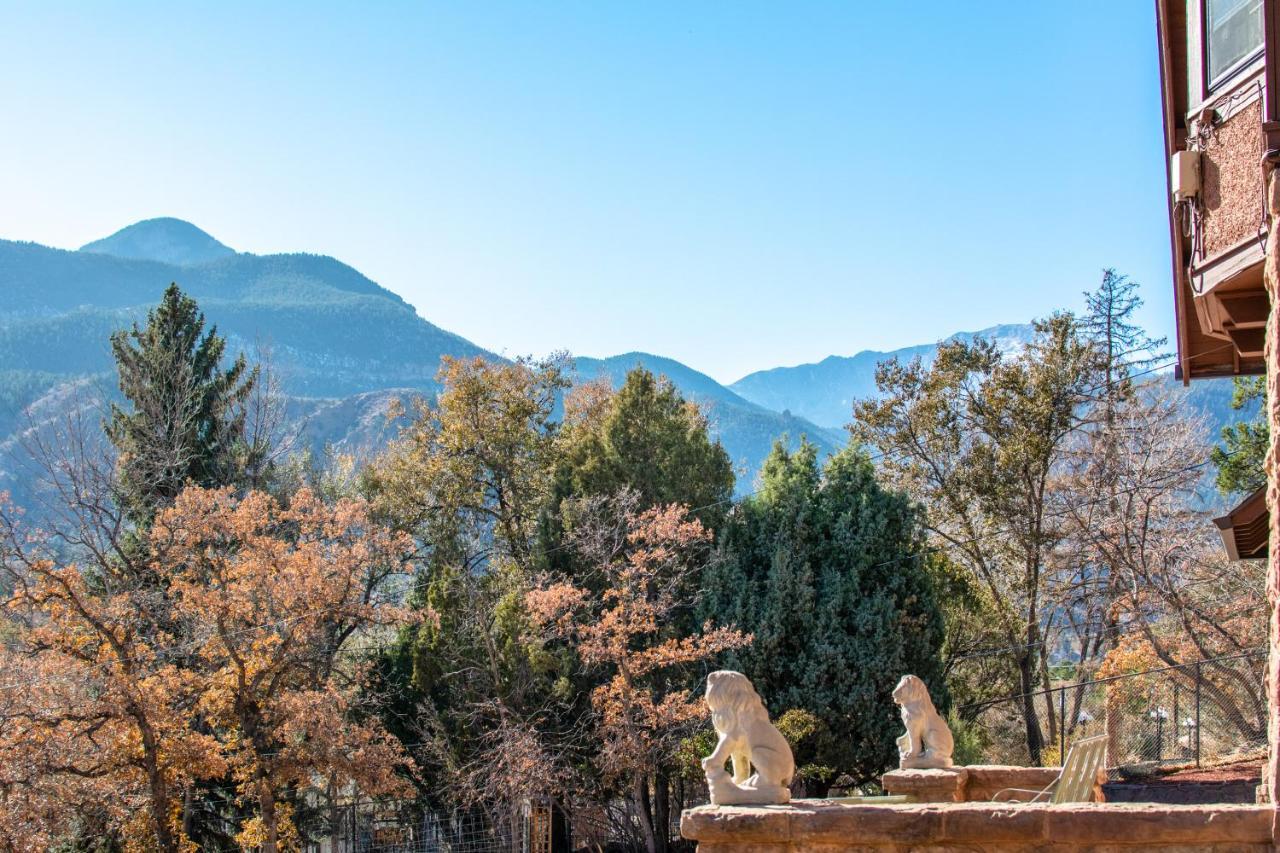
680, 800, 1273, 851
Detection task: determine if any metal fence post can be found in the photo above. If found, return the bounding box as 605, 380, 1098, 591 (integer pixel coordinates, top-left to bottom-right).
1058, 687, 1066, 762
1194, 660, 1202, 768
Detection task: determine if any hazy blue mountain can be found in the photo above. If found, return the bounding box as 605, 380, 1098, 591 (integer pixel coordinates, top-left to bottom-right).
0, 219, 853, 497
0, 230, 485, 399
727, 322, 1252, 507
729, 324, 1038, 429
573, 352, 844, 491
1, 219, 1255, 508
79, 217, 237, 266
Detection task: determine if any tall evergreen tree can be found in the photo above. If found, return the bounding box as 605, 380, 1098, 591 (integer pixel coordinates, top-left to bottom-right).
701, 439, 945, 786
1082, 269, 1166, 415
1212, 375, 1268, 496
532, 368, 735, 851
540, 366, 735, 585
107, 283, 258, 524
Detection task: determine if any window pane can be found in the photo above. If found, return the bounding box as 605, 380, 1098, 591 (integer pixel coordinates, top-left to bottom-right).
1207, 0, 1263, 84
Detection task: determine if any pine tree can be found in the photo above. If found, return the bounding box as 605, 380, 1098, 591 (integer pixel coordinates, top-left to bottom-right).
540, 367, 735, 585
1212, 375, 1268, 496
554, 368, 734, 524
1082, 269, 1166, 414
702, 439, 945, 786
107, 283, 258, 524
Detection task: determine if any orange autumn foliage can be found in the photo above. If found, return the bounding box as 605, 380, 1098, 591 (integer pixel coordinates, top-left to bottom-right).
526, 497, 750, 783
0, 486, 418, 852
155, 486, 419, 850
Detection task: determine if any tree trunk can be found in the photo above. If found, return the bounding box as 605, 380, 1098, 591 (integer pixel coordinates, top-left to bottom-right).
147, 776, 179, 853
654, 771, 670, 853
1039, 641, 1058, 756
328, 774, 341, 851
1017, 651, 1044, 765
632, 773, 657, 853
258, 777, 278, 853
181, 783, 193, 843
137, 716, 179, 853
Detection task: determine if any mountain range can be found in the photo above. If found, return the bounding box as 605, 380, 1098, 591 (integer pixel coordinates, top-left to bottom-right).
0, 218, 1249, 500
729, 324, 1037, 429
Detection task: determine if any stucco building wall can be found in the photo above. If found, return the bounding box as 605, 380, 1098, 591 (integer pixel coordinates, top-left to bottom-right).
1200, 98, 1264, 258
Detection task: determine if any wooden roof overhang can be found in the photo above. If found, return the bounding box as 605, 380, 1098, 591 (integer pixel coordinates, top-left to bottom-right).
1157, 0, 1274, 382
1213, 486, 1269, 560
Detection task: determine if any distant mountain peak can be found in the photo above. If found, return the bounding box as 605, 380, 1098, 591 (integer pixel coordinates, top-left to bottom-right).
729, 323, 1035, 429
79, 217, 236, 266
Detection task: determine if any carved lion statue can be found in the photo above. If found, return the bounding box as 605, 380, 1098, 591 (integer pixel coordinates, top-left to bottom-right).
700, 671, 794, 805
892, 674, 954, 769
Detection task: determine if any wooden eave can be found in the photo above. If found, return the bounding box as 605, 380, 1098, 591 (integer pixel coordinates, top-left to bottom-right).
1213, 486, 1269, 560
1158, 0, 1270, 382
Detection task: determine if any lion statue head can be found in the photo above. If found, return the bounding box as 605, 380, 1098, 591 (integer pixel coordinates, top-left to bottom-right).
892, 674, 931, 708
706, 670, 769, 731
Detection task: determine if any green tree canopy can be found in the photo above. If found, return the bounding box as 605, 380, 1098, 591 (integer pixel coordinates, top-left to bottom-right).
553, 368, 734, 524
1211, 375, 1267, 497
107, 283, 258, 524
700, 439, 945, 785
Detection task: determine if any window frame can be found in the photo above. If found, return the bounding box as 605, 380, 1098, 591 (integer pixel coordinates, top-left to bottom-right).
1203, 0, 1266, 94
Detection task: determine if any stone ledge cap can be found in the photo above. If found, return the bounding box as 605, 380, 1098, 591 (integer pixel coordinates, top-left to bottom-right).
882, 767, 968, 779
680, 801, 1273, 846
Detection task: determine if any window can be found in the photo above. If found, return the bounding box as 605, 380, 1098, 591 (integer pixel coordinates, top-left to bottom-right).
1207, 0, 1264, 88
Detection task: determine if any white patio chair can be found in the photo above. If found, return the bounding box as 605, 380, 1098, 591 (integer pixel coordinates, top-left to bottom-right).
992, 735, 1107, 804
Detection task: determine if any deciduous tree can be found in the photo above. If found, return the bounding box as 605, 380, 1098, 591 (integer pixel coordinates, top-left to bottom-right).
527, 493, 748, 853
153, 486, 417, 852
0, 483, 415, 852
853, 314, 1100, 764
362, 355, 574, 843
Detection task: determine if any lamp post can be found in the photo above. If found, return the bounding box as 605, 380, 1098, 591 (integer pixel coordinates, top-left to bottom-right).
1148, 707, 1169, 762
1180, 716, 1198, 759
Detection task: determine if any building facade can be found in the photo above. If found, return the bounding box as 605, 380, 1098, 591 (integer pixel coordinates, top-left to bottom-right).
1155, 0, 1278, 832
1159, 0, 1272, 379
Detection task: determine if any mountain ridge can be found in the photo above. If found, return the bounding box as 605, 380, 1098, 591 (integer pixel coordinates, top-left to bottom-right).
1, 218, 1251, 507
730, 323, 1037, 429
79, 217, 237, 266
0, 218, 844, 493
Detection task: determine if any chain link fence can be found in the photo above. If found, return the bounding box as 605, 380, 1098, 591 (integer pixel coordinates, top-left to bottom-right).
293, 650, 1265, 851
961, 649, 1266, 775
297, 800, 520, 853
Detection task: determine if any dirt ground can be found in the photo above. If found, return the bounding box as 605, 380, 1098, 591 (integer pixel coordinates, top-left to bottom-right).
1147, 759, 1262, 785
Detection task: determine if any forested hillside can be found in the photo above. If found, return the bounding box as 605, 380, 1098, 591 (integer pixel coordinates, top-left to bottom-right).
0, 220, 839, 492
0, 222, 1253, 503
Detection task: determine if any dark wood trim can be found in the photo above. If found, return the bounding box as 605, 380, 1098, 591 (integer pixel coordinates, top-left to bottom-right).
1157, 0, 1194, 384
1190, 236, 1265, 296
1214, 486, 1269, 560
1266, 0, 1280, 147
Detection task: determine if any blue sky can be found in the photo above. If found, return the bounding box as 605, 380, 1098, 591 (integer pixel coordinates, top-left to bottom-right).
0, 2, 1170, 383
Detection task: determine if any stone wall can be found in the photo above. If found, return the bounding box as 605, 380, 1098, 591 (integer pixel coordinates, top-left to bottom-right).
880, 766, 1093, 804
680, 800, 1273, 852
